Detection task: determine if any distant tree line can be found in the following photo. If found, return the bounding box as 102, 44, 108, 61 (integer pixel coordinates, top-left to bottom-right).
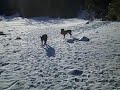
0, 0, 120, 20
0, 0, 82, 18
107, 0, 120, 20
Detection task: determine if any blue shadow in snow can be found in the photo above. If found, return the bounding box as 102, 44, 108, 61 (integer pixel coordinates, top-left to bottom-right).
44, 45, 55, 57
66, 37, 80, 43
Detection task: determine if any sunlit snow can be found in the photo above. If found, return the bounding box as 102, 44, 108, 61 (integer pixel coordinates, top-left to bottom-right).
0, 16, 120, 90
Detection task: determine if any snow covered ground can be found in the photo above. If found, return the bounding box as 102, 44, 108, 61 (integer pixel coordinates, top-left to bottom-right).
0, 17, 120, 90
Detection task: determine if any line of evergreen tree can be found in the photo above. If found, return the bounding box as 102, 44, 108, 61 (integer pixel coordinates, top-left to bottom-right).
107, 0, 120, 20
0, 0, 119, 20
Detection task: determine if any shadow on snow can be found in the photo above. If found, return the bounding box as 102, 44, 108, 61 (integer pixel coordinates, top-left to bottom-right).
44, 44, 55, 57
66, 37, 80, 43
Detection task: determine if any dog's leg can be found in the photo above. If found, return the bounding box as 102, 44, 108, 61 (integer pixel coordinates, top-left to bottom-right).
64, 34, 65, 39
70, 34, 73, 38
41, 40, 43, 46
44, 41, 47, 45
69, 32, 72, 38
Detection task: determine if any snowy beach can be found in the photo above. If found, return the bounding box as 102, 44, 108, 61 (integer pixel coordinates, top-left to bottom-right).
0, 17, 120, 90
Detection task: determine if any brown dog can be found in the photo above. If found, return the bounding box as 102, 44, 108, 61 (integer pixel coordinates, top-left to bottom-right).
61, 29, 72, 38
40, 34, 48, 45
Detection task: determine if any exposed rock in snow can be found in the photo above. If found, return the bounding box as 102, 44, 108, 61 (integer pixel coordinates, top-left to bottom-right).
15, 37, 21, 40
74, 78, 79, 82
80, 36, 90, 41
0, 70, 4, 75
86, 21, 89, 24
1, 62, 9, 66
69, 70, 83, 76
0, 31, 6, 35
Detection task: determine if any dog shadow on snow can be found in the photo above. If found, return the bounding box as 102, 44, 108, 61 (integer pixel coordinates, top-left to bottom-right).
66, 37, 80, 43
43, 44, 55, 57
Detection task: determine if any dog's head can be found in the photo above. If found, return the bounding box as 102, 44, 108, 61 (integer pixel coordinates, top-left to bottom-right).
61, 29, 64, 34
61, 29, 64, 31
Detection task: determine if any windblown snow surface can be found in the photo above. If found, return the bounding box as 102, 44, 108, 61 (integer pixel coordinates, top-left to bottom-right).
0, 17, 120, 90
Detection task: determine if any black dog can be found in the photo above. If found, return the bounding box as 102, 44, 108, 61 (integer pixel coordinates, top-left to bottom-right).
40, 34, 48, 45
61, 28, 72, 38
